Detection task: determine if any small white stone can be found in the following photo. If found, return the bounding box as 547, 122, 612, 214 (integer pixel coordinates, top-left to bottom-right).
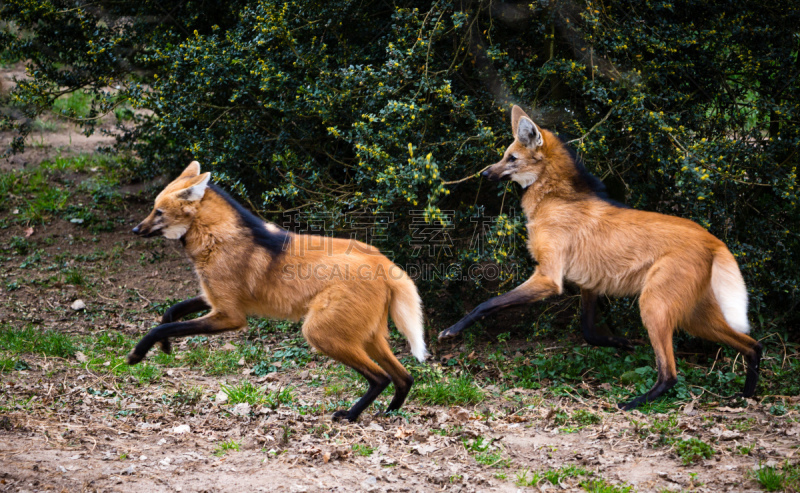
71, 299, 86, 311
232, 402, 251, 416
172, 424, 191, 434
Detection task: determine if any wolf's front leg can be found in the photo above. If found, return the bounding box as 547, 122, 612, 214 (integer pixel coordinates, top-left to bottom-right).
161, 296, 211, 324
156, 296, 212, 354
127, 312, 245, 365
438, 273, 560, 340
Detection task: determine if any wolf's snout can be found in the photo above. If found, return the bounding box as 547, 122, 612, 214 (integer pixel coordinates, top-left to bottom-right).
132, 223, 144, 235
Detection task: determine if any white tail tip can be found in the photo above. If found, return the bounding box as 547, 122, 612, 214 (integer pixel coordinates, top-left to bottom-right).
712, 252, 751, 334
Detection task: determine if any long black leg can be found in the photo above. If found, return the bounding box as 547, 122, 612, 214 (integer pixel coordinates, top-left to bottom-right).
162, 296, 210, 323
619, 324, 677, 410
385, 373, 413, 413
332, 369, 391, 422
438, 276, 559, 341
157, 297, 211, 354
580, 290, 635, 350
618, 376, 678, 410
438, 290, 532, 340
127, 315, 241, 365
742, 341, 763, 397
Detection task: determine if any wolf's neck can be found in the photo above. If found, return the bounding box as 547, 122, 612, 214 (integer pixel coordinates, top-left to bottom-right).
181, 191, 240, 263
520, 168, 575, 220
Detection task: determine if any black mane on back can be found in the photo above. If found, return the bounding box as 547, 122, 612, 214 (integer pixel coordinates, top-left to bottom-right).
209, 184, 289, 256
560, 138, 627, 208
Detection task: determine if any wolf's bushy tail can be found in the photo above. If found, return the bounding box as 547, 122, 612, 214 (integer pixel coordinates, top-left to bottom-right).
711, 248, 750, 334
388, 272, 428, 362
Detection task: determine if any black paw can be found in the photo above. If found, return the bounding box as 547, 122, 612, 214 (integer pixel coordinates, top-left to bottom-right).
331, 410, 357, 422
158, 338, 172, 354
618, 397, 645, 411
438, 326, 460, 341
126, 351, 144, 365
616, 338, 636, 352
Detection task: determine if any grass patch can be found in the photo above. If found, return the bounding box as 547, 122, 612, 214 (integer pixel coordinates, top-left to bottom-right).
213, 440, 240, 456
516, 468, 543, 487
31, 118, 61, 132
251, 340, 313, 376
0, 325, 77, 358
572, 409, 602, 425
475, 450, 511, 468
554, 408, 603, 431
6, 236, 29, 255
673, 437, 714, 465
580, 478, 633, 493
221, 381, 266, 406
220, 381, 293, 409
179, 345, 244, 375
413, 374, 484, 406
517, 465, 593, 487
751, 462, 800, 492
0, 169, 70, 223
0, 154, 126, 230
754, 465, 785, 492
351, 443, 376, 457
124, 363, 162, 385
165, 386, 204, 409
543, 465, 592, 485
53, 90, 94, 118
65, 268, 87, 286
462, 437, 511, 468
506, 340, 800, 412
0, 357, 16, 372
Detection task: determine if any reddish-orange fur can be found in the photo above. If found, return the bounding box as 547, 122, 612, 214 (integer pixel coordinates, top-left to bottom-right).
439, 106, 762, 409
130, 162, 427, 421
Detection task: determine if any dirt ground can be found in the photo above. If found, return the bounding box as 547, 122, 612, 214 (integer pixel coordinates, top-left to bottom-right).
1, 65, 799, 493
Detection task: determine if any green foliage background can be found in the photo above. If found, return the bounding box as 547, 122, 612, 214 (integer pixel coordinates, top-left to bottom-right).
2, 0, 798, 340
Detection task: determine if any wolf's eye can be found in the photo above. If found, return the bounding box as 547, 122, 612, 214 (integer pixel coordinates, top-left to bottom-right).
507, 155, 517, 162
155, 209, 164, 217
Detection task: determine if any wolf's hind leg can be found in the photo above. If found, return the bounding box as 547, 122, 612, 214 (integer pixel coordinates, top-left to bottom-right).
619, 259, 689, 410
580, 289, 635, 351
683, 291, 762, 398
365, 330, 414, 413
302, 313, 391, 422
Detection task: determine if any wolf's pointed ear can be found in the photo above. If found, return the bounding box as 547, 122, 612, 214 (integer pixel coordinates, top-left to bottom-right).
179, 161, 201, 178
176, 172, 210, 202
511, 105, 528, 136
516, 116, 544, 149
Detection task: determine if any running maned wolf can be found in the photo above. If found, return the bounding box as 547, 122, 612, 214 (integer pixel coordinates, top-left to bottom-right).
129, 161, 428, 421
439, 105, 762, 410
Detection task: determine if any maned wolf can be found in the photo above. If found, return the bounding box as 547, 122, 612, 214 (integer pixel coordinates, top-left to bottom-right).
129, 161, 428, 421
439, 105, 761, 410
